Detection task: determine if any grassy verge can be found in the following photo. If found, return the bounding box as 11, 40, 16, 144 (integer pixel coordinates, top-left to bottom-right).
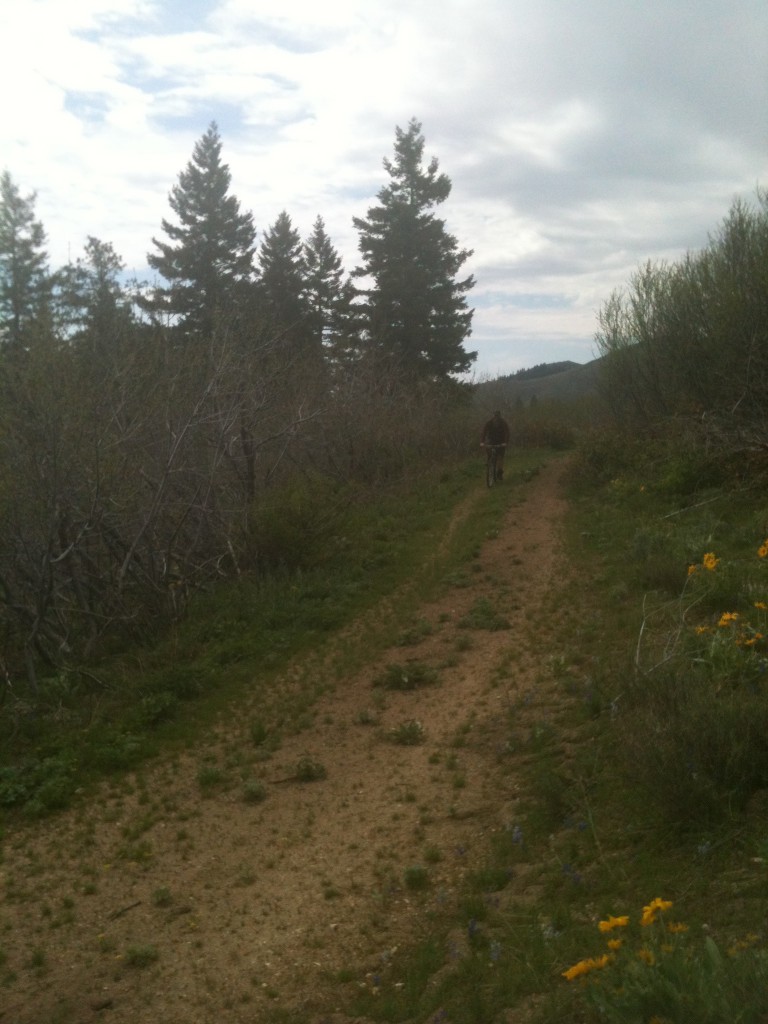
304, 437, 768, 1024
0, 448, 549, 821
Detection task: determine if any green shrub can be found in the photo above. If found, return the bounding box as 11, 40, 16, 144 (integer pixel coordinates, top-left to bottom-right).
388, 719, 426, 745
403, 865, 429, 891
467, 867, 513, 893
87, 732, 147, 773
249, 718, 269, 746
294, 756, 326, 781
197, 765, 226, 790
132, 691, 179, 728
375, 661, 438, 691
396, 618, 434, 646
618, 558, 768, 827
458, 597, 510, 631
151, 887, 173, 907
247, 476, 344, 571
242, 779, 268, 803
0, 755, 77, 814
124, 944, 159, 968
619, 663, 768, 826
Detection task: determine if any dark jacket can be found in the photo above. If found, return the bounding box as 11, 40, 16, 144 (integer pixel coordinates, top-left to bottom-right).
481, 416, 510, 446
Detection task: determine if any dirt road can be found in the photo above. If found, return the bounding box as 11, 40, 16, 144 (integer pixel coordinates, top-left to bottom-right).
1, 456, 569, 1024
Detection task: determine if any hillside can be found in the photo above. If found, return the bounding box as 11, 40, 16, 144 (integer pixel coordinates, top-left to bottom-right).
479, 357, 603, 405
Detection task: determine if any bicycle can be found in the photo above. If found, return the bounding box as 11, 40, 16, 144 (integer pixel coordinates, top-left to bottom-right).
482, 444, 505, 488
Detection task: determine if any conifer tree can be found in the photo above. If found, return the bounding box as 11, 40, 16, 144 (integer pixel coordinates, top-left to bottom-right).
353, 119, 476, 379
257, 210, 313, 355
303, 215, 358, 364
145, 123, 256, 335
54, 236, 132, 348
0, 170, 49, 349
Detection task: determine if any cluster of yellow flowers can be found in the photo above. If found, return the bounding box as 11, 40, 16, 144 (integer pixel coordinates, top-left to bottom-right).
640, 897, 673, 925
688, 551, 720, 576
561, 953, 612, 981
598, 914, 629, 932
716, 608, 765, 645
689, 541, 768, 573
687, 550, 768, 646
727, 933, 760, 956
562, 898, 681, 982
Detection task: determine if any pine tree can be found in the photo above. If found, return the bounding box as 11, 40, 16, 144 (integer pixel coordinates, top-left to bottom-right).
0, 170, 49, 349
352, 119, 476, 379
257, 210, 313, 355
54, 236, 132, 348
145, 123, 256, 335
303, 215, 358, 365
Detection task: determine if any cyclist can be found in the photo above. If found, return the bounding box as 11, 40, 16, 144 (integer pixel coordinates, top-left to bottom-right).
480, 410, 510, 481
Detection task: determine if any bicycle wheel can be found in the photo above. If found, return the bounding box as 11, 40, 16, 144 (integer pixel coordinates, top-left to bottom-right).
486, 451, 496, 488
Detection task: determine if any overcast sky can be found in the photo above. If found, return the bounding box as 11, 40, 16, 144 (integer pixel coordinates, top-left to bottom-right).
1, 0, 766, 377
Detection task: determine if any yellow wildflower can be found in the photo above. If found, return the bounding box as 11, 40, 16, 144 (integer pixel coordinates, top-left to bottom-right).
703, 552, 719, 571
755, 601, 768, 610
687, 564, 697, 576
607, 938, 623, 950
562, 954, 611, 981
641, 898, 673, 926
759, 541, 768, 559
598, 915, 630, 932
562, 961, 590, 981
637, 947, 656, 965
740, 633, 762, 647
718, 612, 739, 627
695, 625, 712, 634
729, 933, 761, 955
666, 922, 689, 934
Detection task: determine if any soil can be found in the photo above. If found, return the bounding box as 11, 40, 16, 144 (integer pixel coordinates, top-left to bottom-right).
1, 457, 570, 1024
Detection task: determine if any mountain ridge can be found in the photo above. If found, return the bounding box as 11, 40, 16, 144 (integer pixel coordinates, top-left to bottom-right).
477, 356, 603, 404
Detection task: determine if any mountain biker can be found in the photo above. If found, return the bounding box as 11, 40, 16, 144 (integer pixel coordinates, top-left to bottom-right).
480, 410, 510, 481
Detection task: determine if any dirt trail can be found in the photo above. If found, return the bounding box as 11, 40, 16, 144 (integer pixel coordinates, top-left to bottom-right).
1, 457, 570, 1024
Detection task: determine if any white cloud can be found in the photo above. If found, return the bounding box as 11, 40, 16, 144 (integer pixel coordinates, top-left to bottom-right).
1, 0, 766, 374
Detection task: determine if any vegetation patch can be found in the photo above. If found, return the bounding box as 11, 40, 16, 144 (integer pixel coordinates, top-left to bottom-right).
458, 597, 511, 631
387, 719, 426, 746
375, 661, 439, 691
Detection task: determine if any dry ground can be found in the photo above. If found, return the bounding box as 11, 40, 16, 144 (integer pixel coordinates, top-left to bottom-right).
1, 456, 570, 1024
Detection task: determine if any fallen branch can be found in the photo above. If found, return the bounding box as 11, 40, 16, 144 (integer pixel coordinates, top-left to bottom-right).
106, 900, 141, 921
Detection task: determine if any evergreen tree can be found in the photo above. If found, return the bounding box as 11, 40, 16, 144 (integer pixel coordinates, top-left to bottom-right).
54, 236, 132, 348
257, 210, 313, 355
303, 215, 358, 365
144, 123, 256, 335
352, 119, 476, 379
0, 170, 49, 349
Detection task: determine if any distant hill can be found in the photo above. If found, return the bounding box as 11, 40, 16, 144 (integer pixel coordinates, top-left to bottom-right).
477, 358, 603, 405
508, 360, 581, 381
